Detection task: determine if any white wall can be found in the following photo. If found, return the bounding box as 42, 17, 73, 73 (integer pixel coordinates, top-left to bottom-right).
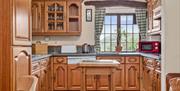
32, 3, 95, 45
161, 0, 180, 90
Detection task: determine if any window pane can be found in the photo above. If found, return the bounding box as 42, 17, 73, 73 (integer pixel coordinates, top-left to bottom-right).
121, 34, 126, 42
105, 34, 111, 42
105, 42, 111, 51
100, 34, 105, 42
105, 16, 111, 24
121, 42, 126, 51
111, 16, 117, 24
121, 25, 126, 33
127, 34, 133, 42
121, 15, 126, 24
132, 42, 138, 51
127, 25, 133, 33
111, 34, 117, 42
134, 25, 139, 33
102, 26, 105, 33
127, 43, 133, 51
100, 42, 105, 51
105, 25, 111, 33
112, 42, 116, 51
127, 15, 133, 24
134, 34, 139, 42
111, 25, 117, 33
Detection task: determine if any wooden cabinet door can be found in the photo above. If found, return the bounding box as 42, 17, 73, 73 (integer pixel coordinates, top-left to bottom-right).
154, 71, 161, 91
86, 75, 96, 90
32, 1, 44, 34
115, 64, 125, 90
67, 0, 81, 33
68, 64, 81, 90
53, 63, 67, 90
41, 68, 49, 91
125, 64, 140, 90
97, 75, 109, 90
13, 0, 31, 45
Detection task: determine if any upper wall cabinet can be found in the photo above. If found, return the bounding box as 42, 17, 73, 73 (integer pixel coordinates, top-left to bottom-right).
67, 0, 81, 34
13, 0, 32, 46
147, 0, 161, 35
45, 1, 67, 33
32, 0, 82, 36
32, 1, 44, 35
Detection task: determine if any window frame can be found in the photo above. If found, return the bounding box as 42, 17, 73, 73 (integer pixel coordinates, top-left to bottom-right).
100, 13, 139, 52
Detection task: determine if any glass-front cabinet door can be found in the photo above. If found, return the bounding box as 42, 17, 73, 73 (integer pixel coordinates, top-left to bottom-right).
45, 1, 66, 33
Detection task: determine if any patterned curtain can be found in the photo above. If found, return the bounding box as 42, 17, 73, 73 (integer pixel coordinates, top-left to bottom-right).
135, 8, 147, 41
95, 8, 106, 52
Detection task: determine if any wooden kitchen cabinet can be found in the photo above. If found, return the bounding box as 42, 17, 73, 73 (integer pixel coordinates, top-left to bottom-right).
32, 57, 51, 91
32, 1, 45, 35
45, 1, 67, 33
53, 57, 68, 90
125, 64, 140, 90
67, 0, 81, 34
68, 64, 96, 90
96, 56, 125, 90
142, 57, 161, 91
13, 0, 31, 45
68, 64, 81, 90
114, 64, 125, 90
32, 0, 82, 36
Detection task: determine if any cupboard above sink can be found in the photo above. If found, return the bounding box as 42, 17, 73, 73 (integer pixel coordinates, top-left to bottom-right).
32, 0, 82, 36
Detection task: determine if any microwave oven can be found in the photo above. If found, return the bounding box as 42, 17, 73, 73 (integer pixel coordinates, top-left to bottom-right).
139, 41, 161, 53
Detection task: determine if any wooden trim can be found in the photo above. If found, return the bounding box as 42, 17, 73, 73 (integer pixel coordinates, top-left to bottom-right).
84, 0, 147, 8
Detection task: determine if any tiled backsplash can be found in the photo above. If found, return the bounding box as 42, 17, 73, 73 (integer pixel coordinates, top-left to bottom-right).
48, 45, 95, 54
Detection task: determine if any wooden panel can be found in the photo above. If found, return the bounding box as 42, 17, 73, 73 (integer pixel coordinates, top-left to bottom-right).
53, 63, 67, 90
32, 1, 43, 33
68, 64, 81, 90
41, 67, 49, 91
126, 56, 140, 64
115, 64, 125, 90
125, 64, 140, 90
53, 57, 67, 64
13, 0, 31, 45
97, 75, 109, 90
86, 75, 96, 90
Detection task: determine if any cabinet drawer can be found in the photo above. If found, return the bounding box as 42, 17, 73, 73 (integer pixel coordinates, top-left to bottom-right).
54, 57, 67, 64
32, 62, 41, 72
126, 56, 140, 63
96, 56, 125, 63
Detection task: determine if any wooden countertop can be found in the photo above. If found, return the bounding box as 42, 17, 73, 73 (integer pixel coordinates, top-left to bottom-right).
78, 60, 120, 67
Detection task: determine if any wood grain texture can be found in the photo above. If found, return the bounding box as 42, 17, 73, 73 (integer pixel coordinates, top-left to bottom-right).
0, 0, 12, 90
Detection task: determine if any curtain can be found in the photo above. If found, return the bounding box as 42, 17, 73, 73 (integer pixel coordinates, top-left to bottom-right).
94, 8, 106, 52
135, 8, 147, 41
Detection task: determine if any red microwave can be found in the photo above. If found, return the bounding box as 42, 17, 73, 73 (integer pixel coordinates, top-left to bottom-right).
139, 41, 161, 53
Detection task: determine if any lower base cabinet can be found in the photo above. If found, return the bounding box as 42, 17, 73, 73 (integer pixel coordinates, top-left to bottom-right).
32, 58, 51, 91
142, 58, 161, 91
125, 64, 140, 90
68, 64, 81, 90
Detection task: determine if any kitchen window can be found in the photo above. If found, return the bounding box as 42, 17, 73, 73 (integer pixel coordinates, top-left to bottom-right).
100, 14, 140, 52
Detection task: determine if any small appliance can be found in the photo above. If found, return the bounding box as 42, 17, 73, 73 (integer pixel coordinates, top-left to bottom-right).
139, 41, 161, 53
